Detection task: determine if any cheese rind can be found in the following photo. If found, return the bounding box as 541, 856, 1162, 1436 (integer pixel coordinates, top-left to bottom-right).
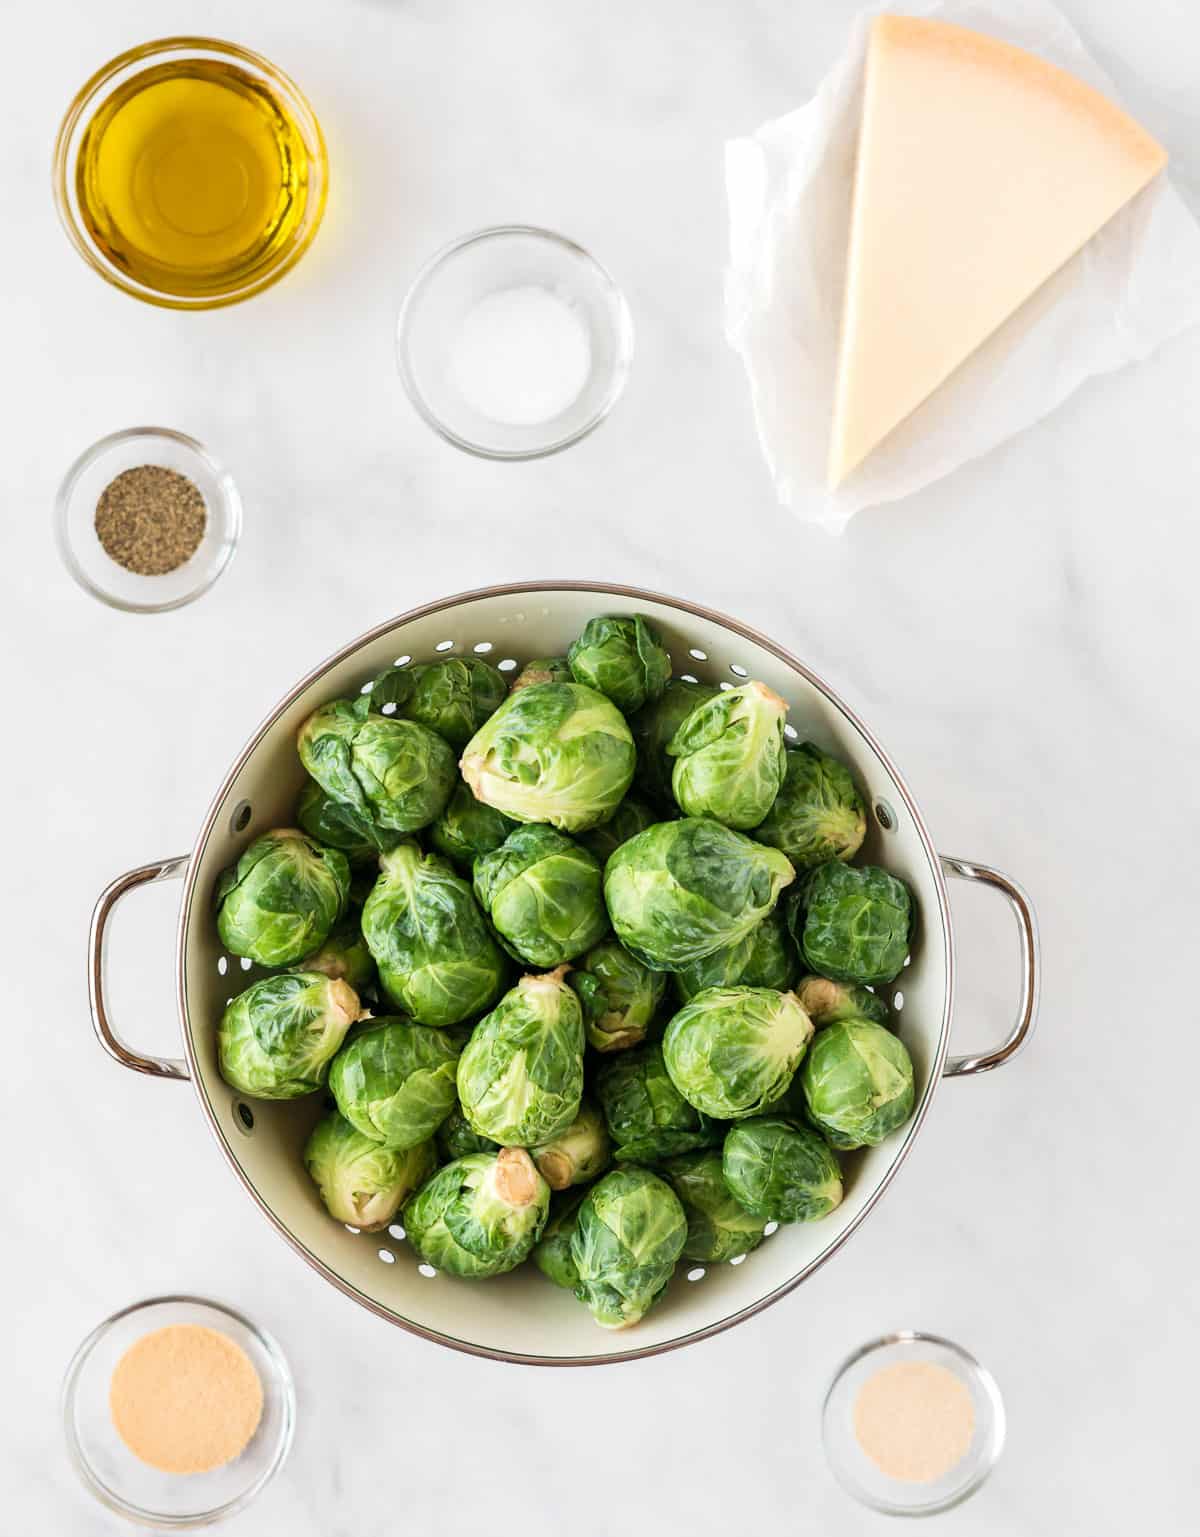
828, 16, 1168, 488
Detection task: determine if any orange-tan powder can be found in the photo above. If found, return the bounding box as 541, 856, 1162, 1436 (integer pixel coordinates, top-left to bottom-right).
852, 1360, 975, 1484
109, 1324, 263, 1475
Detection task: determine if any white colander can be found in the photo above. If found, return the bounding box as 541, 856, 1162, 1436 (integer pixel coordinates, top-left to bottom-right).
88, 582, 1039, 1366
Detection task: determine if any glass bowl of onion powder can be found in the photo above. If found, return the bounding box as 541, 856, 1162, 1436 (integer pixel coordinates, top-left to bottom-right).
55, 426, 241, 612
397, 225, 634, 459
822, 1332, 1006, 1516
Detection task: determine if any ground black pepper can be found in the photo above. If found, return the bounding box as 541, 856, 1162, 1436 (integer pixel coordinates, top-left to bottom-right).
94, 465, 207, 576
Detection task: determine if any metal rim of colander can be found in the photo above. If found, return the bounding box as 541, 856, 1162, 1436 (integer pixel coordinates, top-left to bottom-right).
176, 580, 955, 1367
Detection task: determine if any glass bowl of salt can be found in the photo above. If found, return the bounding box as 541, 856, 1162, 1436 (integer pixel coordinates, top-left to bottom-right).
396, 225, 634, 459
822, 1331, 1006, 1516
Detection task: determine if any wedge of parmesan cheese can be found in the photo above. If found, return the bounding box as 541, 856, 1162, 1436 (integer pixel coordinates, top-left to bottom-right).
828, 15, 1167, 488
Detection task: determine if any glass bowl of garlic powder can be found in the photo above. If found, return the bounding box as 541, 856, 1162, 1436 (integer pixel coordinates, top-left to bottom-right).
62, 1296, 294, 1527
822, 1332, 1005, 1516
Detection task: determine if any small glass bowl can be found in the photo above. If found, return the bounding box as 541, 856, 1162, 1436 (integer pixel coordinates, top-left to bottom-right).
53, 36, 328, 309
56, 427, 241, 612
396, 225, 634, 459
822, 1332, 1005, 1517
62, 1295, 295, 1529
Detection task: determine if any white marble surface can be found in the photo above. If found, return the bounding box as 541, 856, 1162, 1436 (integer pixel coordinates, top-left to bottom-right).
4, 0, 1199, 1530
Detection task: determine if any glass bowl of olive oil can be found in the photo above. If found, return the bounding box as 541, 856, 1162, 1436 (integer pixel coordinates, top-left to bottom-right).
54, 37, 327, 309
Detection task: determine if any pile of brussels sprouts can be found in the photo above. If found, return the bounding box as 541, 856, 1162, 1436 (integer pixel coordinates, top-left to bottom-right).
213, 615, 918, 1331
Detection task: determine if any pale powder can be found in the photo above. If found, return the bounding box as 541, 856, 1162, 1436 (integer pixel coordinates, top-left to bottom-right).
109, 1324, 263, 1475
852, 1360, 975, 1484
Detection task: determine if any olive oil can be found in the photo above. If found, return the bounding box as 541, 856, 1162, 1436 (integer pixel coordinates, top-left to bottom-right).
76, 59, 315, 300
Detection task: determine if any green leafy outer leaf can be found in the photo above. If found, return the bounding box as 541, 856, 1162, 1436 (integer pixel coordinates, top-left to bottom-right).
402, 1149, 550, 1278
532, 1187, 589, 1288
329, 1018, 461, 1150
304, 1110, 435, 1230
571, 939, 666, 1053
428, 783, 517, 872
436, 1103, 499, 1162
295, 917, 377, 993
459, 682, 635, 833
662, 986, 815, 1120
792, 861, 913, 986
578, 796, 659, 865
661, 1148, 768, 1262
218, 972, 359, 1100
604, 818, 795, 971
456, 968, 585, 1146
531, 1100, 611, 1190
668, 681, 789, 830
216, 829, 350, 967
570, 1167, 687, 1329
795, 974, 889, 1028
474, 825, 607, 967
722, 1115, 844, 1222
510, 657, 572, 692
800, 1018, 915, 1149
567, 614, 672, 716
630, 679, 718, 805
753, 743, 867, 868
295, 781, 401, 863
369, 657, 507, 751
673, 907, 798, 1003
595, 1043, 719, 1163
297, 700, 457, 833
361, 843, 507, 1026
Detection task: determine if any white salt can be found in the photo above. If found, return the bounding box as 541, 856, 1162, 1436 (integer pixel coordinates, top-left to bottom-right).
449, 285, 592, 427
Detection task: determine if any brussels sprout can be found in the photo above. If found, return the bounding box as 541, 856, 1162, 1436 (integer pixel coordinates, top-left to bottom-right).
801, 1018, 915, 1148
604, 818, 795, 971
218, 972, 359, 1099
361, 843, 506, 1026
661, 1148, 768, 1262
436, 1103, 499, 1163
532, 1188, 588, 1288
329, 1018, 461, 1150
754, 743, 867, 868
368, 657, 507, 751
215, 829, 350, 968
567, 615, 671, 716
722, 1116, 844, 1222
570, 1168, 687, 1329
531, 1101, 610, 1190
456, 967, 585, 1146
630, 679, 719, 805
304, 1111, 435, 1230
571, 939, 666, 1053
295, 781, 401, 863
673, 907, 798, 1003
460, 682, 635, 833
402, 1147, 550, 1278
473, 825, 607, 967
578, 797, 659, 865
510, 657, 572, 692
297, 698, 457, 833
793, 861, 913, 986
662, 987, 814, 1120
668, 681, 788, 830
795, 974, 889, 1028
595, 1043, 718, 1163
427, 783, 517, 872
296, 918, 377, 994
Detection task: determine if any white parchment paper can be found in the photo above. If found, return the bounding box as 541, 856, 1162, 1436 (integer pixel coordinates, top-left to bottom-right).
724, 0, 1200, 531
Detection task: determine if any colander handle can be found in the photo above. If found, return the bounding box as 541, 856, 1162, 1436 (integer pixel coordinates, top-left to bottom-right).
940, 855, 1039, 1077
89, 856, 191, 1081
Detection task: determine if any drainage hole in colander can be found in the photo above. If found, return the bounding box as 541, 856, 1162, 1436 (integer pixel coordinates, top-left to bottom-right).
729, 663, 748, 678
344, 1224, 360, 1235
217, 955, 228, 976
903, 954, 912, 968
473, 641, 493, 654
435, 639, 454, 653
497, 658, 517, 672
388, 1223, 406, 1241
730, 1253, 747, 1266
378, 1249, 396, 1265
393, 654, 412, 667
686, 1267, 706, 1282
893, 990, 905, 1010
763, 1221, 779, 1237
679, 673, 697, 684
380, 702, 397, 715
233, 1100, 254, 1135
688, 647, 708, 661
783, 723, 798, 741
874, 799, 897, 831
719, 680, 733, 691
239, 957, 252, 971
359, 680, 373, 695
417, 1263, 437, 1278
230, 801, 252, 835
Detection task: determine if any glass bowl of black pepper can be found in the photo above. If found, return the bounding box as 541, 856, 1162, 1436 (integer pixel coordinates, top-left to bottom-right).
55, 427, 242, 612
